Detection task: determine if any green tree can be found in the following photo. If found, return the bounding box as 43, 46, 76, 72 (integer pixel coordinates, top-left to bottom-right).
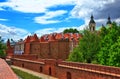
63, 28, 79, 34
98, 22, 120, 65
100, 26, 108, 38
0, 36, 6, 58
108, 37, 120, 67
68, 30, 100, 63
67, 47, 83, 62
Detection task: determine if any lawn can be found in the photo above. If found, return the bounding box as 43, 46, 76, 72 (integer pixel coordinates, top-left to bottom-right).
12, 68, 41, 79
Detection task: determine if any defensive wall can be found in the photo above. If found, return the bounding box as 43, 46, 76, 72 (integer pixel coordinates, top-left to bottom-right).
0, 58, 18, 79
12, 55, 120, 79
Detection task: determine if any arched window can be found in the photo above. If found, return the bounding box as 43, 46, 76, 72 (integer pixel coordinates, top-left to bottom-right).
40, 66, 43, 72
22, 63, 24, 67
67, 72, 71, 79
49, 67, 52, 75
93, 26, 95, 31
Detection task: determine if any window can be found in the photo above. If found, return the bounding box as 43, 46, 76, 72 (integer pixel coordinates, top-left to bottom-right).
67, 72, 71, 79
40, 66, 43, 72
49, 67, 52, 75
22, 63, 24, 67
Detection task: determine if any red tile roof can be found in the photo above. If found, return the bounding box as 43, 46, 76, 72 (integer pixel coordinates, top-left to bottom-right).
55, 33, 63, 40
24, 36, 30, 43
48, 34, 56, 41
24, 33, 82, 43
39, 36, 45, 42
0, 58, 18, 79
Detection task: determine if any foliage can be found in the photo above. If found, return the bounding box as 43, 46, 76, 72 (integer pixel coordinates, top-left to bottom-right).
68, 30, 100, 63
100, 26, 108, 38
68, 22, 120, 67
98, 22, 120, 66
12, 68, 41, 79
63, 28, 79, 34
108, 37, 120, 67
0, 36, 6, 58
67, 47, 83, 62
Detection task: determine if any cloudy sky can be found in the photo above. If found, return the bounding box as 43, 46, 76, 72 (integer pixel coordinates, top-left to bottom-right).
0, 0, 120, 41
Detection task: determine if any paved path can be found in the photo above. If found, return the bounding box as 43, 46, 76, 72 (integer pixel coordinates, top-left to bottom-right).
11, 65, 58, 79
0, 58, 18, 79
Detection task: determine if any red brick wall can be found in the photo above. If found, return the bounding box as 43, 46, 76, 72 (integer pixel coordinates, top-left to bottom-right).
49, 41, 59, 59
13, 54, 38, 60
24, 43, 30, 54
23, 40, 71, 60
0, 58, 18, 79
40, 42, 50, 58
30, 42, 40, 55
57, 61, 120, 79
12, 57, 120, 79
58, 41, 70, 60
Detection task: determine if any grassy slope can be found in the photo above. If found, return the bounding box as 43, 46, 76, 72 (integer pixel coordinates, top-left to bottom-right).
12, 68, 41, 79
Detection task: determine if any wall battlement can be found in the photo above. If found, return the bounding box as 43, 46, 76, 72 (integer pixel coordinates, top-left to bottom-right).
12, 55, 120, 79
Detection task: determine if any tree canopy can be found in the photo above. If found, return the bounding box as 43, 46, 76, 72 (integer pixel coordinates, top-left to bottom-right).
98, 22, 120, 66
63, 28, 79, 34
68, 22, 120, 67
68, 30, 101, 63
0, 36, 6, 58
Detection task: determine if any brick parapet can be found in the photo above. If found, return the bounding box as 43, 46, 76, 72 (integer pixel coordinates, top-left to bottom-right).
12, 57, 120, 79
0, 58, 18, 79
58, 61, 120, 76
13, 54, 38, 60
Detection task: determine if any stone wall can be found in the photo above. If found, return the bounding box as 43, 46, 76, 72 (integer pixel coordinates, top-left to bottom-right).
12, 55, 120, 79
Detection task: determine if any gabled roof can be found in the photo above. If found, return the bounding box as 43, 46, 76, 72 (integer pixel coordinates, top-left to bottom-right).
30, 34, 39, 42
48, 34, 56, 41
24, 36, 30, 43
39, 36, 45, 42
55, 33, 63, 40
23, 33, 82, 43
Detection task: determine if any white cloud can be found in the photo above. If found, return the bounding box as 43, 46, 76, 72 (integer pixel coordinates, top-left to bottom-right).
0, 24, 29, 41
34, 10, 67, 24
35, 25, 85, 37
0, 24, 86, 41
0, 18, 8, 21
114, 18, 120, 24
0, 7, 4, 10
71, 0, 115, 19
0, 0, 76, 13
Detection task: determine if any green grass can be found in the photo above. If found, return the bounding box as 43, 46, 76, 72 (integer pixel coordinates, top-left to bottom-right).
12, 68, 41, 79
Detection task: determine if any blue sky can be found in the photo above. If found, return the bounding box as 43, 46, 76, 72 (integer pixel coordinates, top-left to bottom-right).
0, 0, 120, 41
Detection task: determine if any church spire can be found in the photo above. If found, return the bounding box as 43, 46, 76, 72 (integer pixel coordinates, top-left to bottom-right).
7, 39, 10, 47
106, 16, 112, 25
89, 15, 96, 31
89, 15, 95, 24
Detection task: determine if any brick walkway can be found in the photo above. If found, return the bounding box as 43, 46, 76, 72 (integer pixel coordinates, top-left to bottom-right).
11, 65, 58, 79
0, 58, 18, 79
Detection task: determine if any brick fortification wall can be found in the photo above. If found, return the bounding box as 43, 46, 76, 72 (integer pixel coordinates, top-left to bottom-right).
24, 39, 71, 60
8, 33, 81, 60
12, 55, 120, 79
0, 58, 18, 79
